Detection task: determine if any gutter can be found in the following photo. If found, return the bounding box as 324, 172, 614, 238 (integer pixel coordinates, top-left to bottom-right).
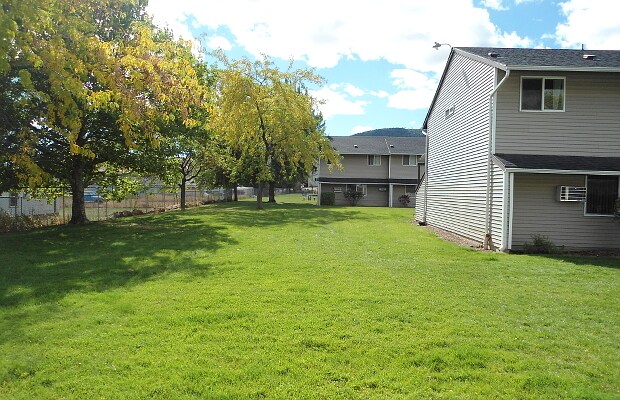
484, 68, 510, 250
421, 128, 429, 224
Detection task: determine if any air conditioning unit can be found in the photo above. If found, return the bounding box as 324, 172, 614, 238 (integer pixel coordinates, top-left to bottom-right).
558, 186, 586, 202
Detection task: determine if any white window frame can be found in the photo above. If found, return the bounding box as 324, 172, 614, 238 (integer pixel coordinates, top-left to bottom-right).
9, 192, 18, 208
346, 184, 367, 196
520, 76, 566, 112
404, 185, 417, 195
368, 155, 381, 166
402, 155, 417, 166
584, 175, 620, 217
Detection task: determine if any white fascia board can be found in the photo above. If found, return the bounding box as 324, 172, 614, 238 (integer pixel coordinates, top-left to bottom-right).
507, 168, 620, 175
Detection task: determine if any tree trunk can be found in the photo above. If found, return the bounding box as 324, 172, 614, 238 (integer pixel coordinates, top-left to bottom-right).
180, 178, 187, 210
233, 186, 238, 202
256, 182, 264, 210
69, 162, 88, 224
268, 182, 276, 203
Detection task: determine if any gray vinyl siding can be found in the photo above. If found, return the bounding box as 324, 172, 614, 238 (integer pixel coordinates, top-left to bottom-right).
495, 71, 620, 156
425, 52, 496, 242
390, 155, 421, 179
320, 183, 388, 207
319, 154, 388, 180
415, 176, 426, 222
510, 173, 620, 250
489, 164, 505, 249
391, 185, 416, 208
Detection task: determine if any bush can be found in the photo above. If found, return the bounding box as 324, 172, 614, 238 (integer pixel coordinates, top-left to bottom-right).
343, 190, 364, 206
398, 194, 410, 207
523, 234, 564, 254
0, 211, 61, 233
320, 192, 335, 206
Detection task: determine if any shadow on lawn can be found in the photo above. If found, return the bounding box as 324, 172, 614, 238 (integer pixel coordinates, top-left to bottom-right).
0, 201, 367, 309
0, 213, 236, 310
205, 200, 369, 228
535, 254, 620, 269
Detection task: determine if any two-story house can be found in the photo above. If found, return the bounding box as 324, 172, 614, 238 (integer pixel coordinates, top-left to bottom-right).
416, 47, 620, 251
318, 136, 425, 207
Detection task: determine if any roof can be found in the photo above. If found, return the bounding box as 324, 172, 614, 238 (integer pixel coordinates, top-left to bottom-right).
328, 136, 426, 155
494, 153, 620, 174
423, 47, 620, 129
456, 47, 620, 72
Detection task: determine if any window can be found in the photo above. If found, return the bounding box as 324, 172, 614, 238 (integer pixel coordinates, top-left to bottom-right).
405, 185, 417, 195
402, 155, 417, 166
521, 77, 565, 111
586, 176, 619, 215
346, 184, 367, 196
368, 155, 381, 166
9, 192, 18, 208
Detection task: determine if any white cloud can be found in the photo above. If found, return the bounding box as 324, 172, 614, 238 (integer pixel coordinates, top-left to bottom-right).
388, 69, 438, 111
370, 90, 389, 98
481, 0, 508, 11
146, 0, 531, 74
555, 0, 620, 49
310, 85, 368, 119
206, 35, 232, 51
343, 84, 365, 97
351, 125, 374, 134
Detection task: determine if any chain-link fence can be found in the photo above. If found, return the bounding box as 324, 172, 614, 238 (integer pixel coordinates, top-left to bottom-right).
1, 186, 254, 231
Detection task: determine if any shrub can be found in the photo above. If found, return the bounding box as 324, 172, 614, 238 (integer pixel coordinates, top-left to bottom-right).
523, 234, 564, 254
320, 192, 335, 206
0, 211, 61, 233
398, 194, 410, 207
343, 190, 364, 206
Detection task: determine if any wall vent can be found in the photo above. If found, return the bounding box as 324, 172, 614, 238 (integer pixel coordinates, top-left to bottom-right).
582, 54, 596, 60
558, 186, 586, 202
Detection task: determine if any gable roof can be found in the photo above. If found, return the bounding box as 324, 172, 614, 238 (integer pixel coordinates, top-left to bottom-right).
328, 136, 426, 155
423, 47, 620, 129
457, 47, 620, 72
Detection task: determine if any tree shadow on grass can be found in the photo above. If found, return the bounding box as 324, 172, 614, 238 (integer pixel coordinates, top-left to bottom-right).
535, 253, 620, 270
203, 200, 370, 229
0, 212, 236, 309
0, 201, 369, 308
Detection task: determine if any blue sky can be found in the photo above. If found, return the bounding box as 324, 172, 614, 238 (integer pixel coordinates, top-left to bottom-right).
147, 0, 619, 136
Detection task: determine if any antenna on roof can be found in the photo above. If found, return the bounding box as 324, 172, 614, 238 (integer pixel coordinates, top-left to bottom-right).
581, 44, 585, 51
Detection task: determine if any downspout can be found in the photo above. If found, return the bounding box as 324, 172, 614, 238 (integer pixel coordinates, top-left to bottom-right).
484, 68, 510, 250
385, 138, 392, 207
421, 128, 429, 224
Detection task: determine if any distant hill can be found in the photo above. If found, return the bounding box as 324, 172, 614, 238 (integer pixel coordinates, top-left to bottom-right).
352, 128, 424, 137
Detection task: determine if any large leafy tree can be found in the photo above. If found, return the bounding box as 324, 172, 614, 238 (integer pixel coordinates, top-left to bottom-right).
1, 0, 209, 223
209, 52, 340, 209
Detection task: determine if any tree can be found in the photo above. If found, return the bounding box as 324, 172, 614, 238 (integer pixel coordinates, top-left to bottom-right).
209, 52, 340, 209
1, 0, 210, 223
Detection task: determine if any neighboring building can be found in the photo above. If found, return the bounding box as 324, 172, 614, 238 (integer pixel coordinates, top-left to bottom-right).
0, 192, 59, 216
318, 136, 425, 207
416, 47, 620, 251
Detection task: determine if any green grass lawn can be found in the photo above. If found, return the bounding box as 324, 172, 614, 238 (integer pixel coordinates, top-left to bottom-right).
1, 194, 619, 399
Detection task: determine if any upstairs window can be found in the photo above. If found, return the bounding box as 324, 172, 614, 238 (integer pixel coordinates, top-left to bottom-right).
521, 77, 565, 111
402, 155, 417, 166
586, 176, 619, 215
368, 155, 381, 166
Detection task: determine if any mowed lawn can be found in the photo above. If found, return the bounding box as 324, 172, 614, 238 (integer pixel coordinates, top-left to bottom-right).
1, 195, 619, 399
